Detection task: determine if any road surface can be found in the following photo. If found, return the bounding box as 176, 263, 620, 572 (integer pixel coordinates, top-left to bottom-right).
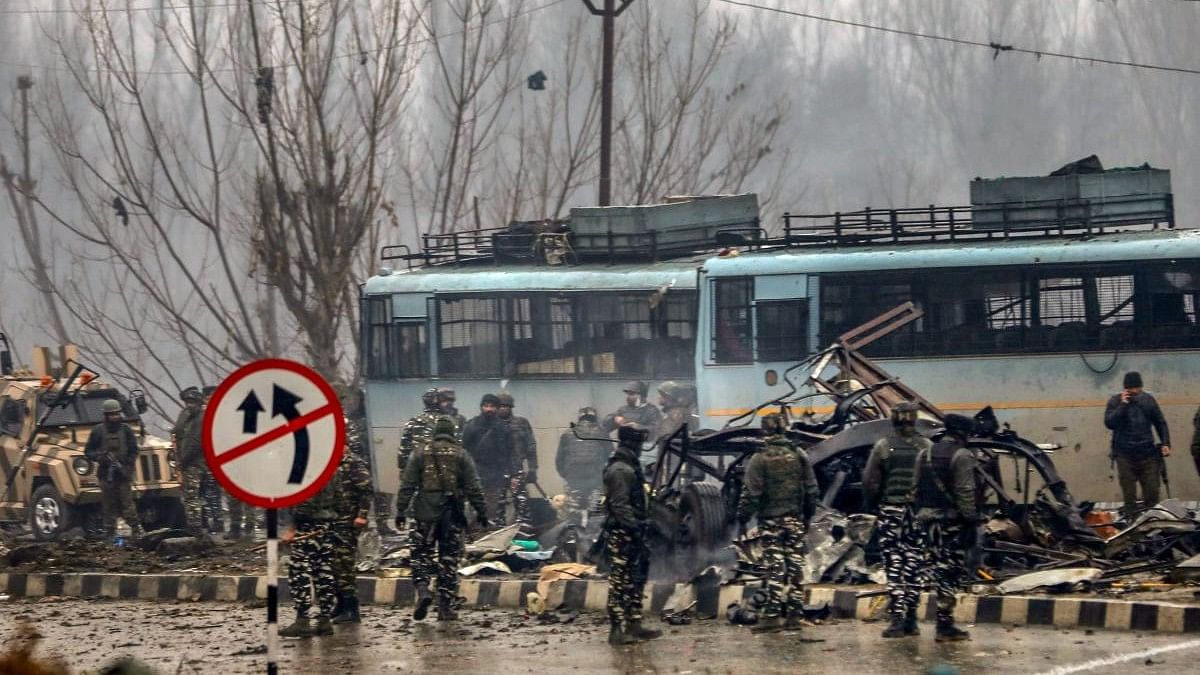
4, 599, 1198, 674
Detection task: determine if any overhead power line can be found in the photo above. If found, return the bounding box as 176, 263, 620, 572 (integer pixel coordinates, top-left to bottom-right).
716, 0, 1200, 76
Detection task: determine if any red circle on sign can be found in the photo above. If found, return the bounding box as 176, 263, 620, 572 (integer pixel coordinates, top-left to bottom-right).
202, 358, 345, 509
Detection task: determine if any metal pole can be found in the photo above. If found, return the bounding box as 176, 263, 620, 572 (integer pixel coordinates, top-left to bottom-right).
599, 0, 614, 206
266, 508, 279, 675
583, 0, 633, 207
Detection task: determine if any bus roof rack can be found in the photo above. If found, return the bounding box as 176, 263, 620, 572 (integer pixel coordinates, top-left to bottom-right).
780, 195, 1174, 249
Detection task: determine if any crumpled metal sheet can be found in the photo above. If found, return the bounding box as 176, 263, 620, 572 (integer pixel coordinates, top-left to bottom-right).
997, 567, 1102, 594
803, 510, 878, 584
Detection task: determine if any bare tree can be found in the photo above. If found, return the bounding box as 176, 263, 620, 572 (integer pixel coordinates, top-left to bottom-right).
2, 0, 421, 413
0, 76, 72, 347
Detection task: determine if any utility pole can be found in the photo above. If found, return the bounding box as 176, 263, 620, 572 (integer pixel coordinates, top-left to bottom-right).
583, 0, 634, 207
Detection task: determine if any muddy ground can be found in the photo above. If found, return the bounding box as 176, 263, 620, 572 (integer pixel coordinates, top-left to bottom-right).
4, 599, 1200, 674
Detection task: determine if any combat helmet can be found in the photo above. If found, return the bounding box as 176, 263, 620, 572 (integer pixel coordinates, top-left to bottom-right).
433, 415, 457, 439
890, 401, 919, 427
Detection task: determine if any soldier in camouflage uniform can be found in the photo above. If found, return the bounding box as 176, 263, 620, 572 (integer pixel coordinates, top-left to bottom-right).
435, 387, 467, 434
279, 448, 368, 637
737, 413, 818, 633
396, 416, 488, 621
602, 425, 662, 645
83, 399, 143, 538
399, 388, 441, 476
655, 381, 701, 441
170, 387, 205, 532
330, 414, 375, 624
198, 386, 223, 533
497, 392, 537, 536
913, 413, 980, 642
862, 401, 931, 639
555, 407, 609, 515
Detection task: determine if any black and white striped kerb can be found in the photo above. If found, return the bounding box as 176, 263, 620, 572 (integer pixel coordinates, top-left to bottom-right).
3, 572, 1197, 634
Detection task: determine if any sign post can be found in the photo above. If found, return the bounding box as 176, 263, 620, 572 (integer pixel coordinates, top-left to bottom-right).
203, 359, 345, 675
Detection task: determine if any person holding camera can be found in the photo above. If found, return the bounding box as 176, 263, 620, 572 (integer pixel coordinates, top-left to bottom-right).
1104, 371, 1170, 517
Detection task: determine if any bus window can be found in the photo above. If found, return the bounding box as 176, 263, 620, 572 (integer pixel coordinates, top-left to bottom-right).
511, 295, 580, 375
438, 296, 504, 376
581, 293, 656, 375
755, 299, 809, 362
712, 278, 753, 363
365, 296, 429, 378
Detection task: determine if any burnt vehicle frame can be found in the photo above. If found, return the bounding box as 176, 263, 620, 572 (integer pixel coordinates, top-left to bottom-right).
641, 303, 1102, 575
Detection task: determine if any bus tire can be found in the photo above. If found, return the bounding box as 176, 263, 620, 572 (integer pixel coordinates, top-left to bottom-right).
679, 482, 727, 550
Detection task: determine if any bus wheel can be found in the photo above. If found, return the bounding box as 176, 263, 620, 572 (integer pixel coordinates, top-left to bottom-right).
679, 482, 728, 550
30, 484, 76, 541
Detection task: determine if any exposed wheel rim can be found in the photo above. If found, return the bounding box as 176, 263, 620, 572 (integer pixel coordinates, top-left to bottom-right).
34, 496, 61, 534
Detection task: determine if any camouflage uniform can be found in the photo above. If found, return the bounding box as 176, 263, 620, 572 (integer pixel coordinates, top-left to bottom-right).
331, 419, 374, 603
170, 399, 205, 530
83, 420, 143, 536
601, 427, 660, 644
862, 412, 931, 636
913, 414, 980, 640
399, 408, 440, 475
285, 456, 361, 626
555, 412, 609, 514
396, 417, 487, 620
737, 425, 818, 627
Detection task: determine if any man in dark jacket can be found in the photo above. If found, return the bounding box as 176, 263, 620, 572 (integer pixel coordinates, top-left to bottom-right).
602, 425, 662, 645
862, 401, 930, 639
556, 407, 609, 515
601, 381, 662, 437
84, 399, 143, 538
462, 394, 512, 525
737, 413, 818, 633
1104, 371, 1170, 516
395, 416, 488, 622
497, 391, 537, 536
913, 413, 980, 642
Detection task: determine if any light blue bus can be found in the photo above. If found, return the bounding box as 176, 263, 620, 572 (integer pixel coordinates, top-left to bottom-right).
360, 248, 703, 496
696, 206, 1200, 501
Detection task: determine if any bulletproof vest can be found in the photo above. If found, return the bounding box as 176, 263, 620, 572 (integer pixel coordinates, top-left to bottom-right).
914, 439, 959, 510
562, 423, 606, 470
606, 446, 647, 516
103, 425, 125, 455
420, 439, 462, 494
881, 432, 921, 505
760, 440, 803, 515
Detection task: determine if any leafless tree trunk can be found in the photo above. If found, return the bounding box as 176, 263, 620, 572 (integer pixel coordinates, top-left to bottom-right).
17, 0, 420, 407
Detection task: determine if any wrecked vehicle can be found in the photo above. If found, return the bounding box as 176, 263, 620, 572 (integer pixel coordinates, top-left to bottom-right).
638, 303, 1109, 580
0, 338, 184, 540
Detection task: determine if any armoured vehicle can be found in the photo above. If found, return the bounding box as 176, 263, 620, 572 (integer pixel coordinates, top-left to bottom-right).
0, 337, 184, 540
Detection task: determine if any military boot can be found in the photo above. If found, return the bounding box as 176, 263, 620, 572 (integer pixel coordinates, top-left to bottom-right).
935, 618, 970, 642
904, 607, 920, 636
278, 617, 313, 638
751, 616, 786, 634
626, 620, 662, 641
311, 617, 333, 636
331, 596, 361, 624
783, 611, 805, 631
436, 598, 458, 622
608, 624, 636, 646
413, 583, 432, 621
881, 615, 908, 638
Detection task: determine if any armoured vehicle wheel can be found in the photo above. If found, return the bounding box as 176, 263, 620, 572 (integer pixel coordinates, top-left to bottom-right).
30, 484, 75, 541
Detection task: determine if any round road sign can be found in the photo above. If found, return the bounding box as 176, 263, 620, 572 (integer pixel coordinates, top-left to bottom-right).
202, 359, 345, 509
